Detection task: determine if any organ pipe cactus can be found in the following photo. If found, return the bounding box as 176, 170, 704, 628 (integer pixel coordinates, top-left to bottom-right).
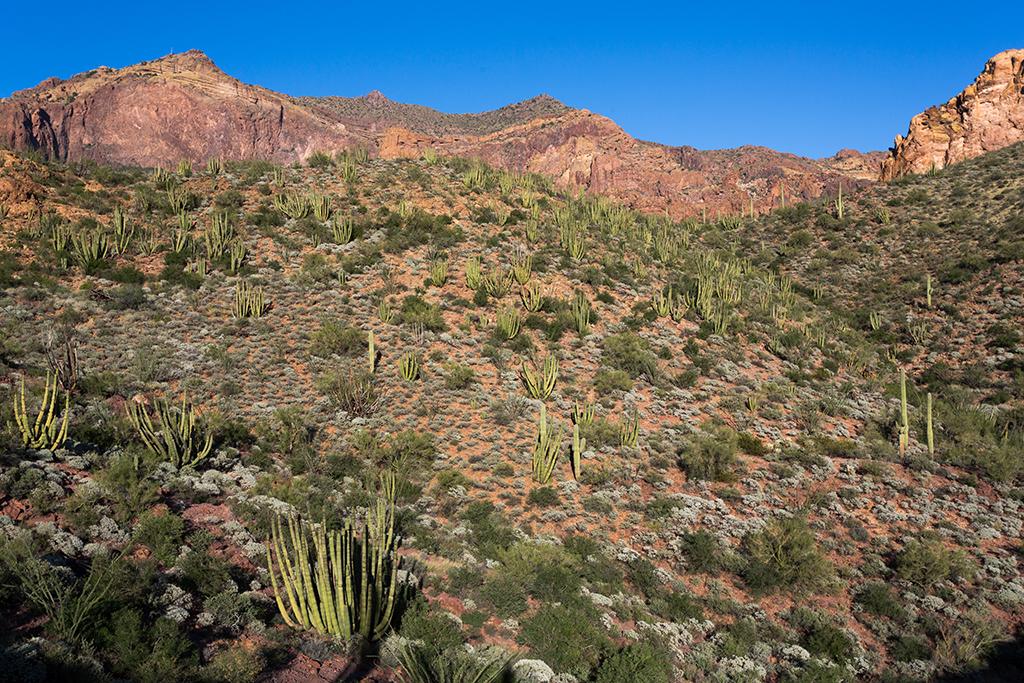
571, 399, 594, 427
521, 354, 557, 400
127, 392, 213, 469
496, 306, 521, 340
14, 372, 69, 451
520, 282, 544, 312
532, 404, 563, 484
899, 368, 909, 458
465, 256, 483, 290
332, 216, 354, 243
619, 410, 640, 447
399, 352, 420, 381
571, 423, 587, 480
231, 281, 267, 318
266, 498, 401, 641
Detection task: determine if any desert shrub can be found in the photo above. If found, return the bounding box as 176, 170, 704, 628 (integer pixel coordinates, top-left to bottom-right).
516, 602, 610, 675
676, 429, 740, 482
742, 515, 833, 594
396, 596, 465, 652
202, 643, 264, 683
894, 539, 975, 589
803, 623, 855, 663
444, 363, 476, 389
435, 469, 472, 493
593, 368, 633, 395
309, 321, 366, 358
601, 334, 658, 379
679, 529, 722, 575
214, 189, 246, 209
890, 634, 932, 662
526, 486, 560, 508
135, 511, 185, 566
96, 608, 195, 683
317, 369, 379, 416
400, 295, 448, 332
737, 432, 769, 456
480, 574, 528, 618
594, 641, 672, 683
106, 284, 148, 310
176, 530, 232, 597
853, 581, 904, 621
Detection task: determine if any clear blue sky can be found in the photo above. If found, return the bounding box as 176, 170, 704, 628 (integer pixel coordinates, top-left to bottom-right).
2, 2, 1020, 159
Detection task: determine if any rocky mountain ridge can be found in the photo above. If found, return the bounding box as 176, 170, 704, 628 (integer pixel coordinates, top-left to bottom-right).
881, 48, 1024, 180
1, 50, 881, 219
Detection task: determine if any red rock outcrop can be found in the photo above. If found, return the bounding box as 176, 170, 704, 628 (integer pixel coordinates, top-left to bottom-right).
378, 109, 881, 219
1, 50, 881, 219
0, 51, 366, 167
881, 49, 1024, 180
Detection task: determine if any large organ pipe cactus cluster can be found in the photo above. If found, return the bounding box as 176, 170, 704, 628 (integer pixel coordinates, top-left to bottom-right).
266, 498, 401, 641
14, 372, 69, 451
127, 392, 213, 469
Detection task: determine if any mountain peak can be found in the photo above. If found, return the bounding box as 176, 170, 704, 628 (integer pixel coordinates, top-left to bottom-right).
363, 90, 389, 106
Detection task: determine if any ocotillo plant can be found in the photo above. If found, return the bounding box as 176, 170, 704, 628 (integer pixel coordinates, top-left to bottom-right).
127, 392, 213, 469
532, 404, 563, 484
266, 498, 401, 641
13, 372, 69, 451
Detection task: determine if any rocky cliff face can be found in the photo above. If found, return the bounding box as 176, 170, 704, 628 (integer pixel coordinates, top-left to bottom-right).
1, 50, 881, 218
881, 49, 1024, 180
377, 110, 882, 218
0, 51, 364, 167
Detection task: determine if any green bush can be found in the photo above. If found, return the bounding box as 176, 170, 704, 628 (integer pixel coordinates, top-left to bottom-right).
742, 515, 833, 594
516, 602, 609, 675
527, 486, 560, 508
309, 321, 366, 358
853, 581, 904, 621
677, 429, 739, 482
593, 368, 633, 395
601, 334, 658, 379
894, 539, 975, 590
444, 364, 477, 389
400, 295, 449, 332
594, 641, 672, 683
135, 511, 185, 566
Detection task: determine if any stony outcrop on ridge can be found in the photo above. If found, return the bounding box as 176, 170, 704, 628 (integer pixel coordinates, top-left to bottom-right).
0, 50, 881, 218
881, 48, 1024, 180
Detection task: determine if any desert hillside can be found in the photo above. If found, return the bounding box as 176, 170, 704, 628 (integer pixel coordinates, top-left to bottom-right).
1, 134, 1024, 682
0, 50, 881, 220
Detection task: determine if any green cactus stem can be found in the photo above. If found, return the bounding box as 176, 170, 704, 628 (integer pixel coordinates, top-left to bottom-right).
14, 372, 69, 451
266, 498, 400, 641
126, 391, 213, 469
521, 354, 558, 400
532, 404, 563, 484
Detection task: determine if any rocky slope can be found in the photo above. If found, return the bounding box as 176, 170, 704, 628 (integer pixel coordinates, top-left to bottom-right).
1, 50, 881, 219
881, 48, 1024, 180
0, 50, 365, 168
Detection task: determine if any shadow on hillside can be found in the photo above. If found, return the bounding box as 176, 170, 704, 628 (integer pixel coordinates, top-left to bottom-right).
933, 627, 1024, 683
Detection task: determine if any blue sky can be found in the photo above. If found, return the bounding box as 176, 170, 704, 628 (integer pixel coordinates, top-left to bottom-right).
2, 2, 1020, 159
